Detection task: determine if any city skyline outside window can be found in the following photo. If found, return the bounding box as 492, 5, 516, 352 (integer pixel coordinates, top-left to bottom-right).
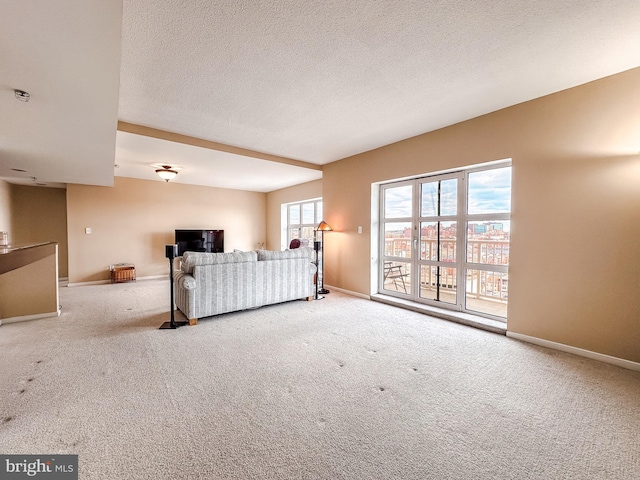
380, 163, 512, 320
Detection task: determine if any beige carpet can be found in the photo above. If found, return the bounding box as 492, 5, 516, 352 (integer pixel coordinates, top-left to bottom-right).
1, 279, 638, 479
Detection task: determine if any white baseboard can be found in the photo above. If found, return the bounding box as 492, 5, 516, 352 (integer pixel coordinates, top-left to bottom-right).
322, 284, 370, 300
67, 275, 169, 287
1, 308, 61, 325
507, 331, 640, 372
138, 275, 168, 281
67, 280, 110, 287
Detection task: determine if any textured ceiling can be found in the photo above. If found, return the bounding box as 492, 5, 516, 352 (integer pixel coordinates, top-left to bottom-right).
0, 0, 122, 187
119, 0, 640, 164
2, 1, 640, 191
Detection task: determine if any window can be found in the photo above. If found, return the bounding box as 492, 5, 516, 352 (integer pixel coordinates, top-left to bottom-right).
284, 199, 323, 249
379, 162, 512, 320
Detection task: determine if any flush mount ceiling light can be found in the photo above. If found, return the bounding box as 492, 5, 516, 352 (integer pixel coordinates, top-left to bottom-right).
155, 165, 179, 182
14, 89, 30, 102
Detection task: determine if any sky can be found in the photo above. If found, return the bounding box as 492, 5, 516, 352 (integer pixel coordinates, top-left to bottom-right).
384, 166, 512, 218
467, 167, 512, 214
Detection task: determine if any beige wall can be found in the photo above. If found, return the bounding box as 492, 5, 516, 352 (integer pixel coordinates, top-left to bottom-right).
0, 179, 12, 234
10, 185, 69, 278
266, 179, 323, 250
0, 245, 59, 320
66, 176, 266, 283
322, 67, 640, 363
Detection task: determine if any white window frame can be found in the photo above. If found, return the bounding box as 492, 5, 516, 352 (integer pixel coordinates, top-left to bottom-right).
281, 198, 323, 250
378, 160, 512, 321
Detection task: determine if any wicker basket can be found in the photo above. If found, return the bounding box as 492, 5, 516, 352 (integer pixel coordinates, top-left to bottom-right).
110, 263, 136, 284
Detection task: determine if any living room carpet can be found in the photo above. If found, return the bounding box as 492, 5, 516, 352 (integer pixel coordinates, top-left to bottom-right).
0, 279, 638, 479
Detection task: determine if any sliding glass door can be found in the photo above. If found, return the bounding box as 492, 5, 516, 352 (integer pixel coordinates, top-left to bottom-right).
417, 173, 462, 306
379, 164, 511, 320
381, 181, 414, 295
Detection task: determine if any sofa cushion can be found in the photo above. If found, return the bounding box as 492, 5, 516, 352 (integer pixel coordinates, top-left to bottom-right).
257, 247, 313, 261
181, 250, 258, 273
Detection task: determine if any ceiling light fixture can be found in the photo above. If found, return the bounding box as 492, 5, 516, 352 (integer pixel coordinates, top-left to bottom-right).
14, 90, 30, 102
155, 165, 178, 182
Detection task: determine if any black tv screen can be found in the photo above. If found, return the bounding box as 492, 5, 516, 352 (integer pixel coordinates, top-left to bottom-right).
175, 230, 224, 256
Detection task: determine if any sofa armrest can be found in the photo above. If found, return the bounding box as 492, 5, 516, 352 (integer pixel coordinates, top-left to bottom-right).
175, 271, 196, 290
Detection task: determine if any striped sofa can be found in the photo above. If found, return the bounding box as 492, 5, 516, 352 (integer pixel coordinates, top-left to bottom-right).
174, 247, 316, 325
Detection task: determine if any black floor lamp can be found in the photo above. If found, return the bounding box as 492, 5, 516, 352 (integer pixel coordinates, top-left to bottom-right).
160, 244, 188, 329
315, 221, 332, 297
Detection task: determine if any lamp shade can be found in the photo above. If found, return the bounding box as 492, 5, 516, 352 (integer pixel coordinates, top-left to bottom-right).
156, 165, 178, 182
317, 220, 332, 231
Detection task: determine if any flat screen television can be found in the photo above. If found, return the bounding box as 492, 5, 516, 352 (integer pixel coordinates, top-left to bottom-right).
175, 229, 224, 256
